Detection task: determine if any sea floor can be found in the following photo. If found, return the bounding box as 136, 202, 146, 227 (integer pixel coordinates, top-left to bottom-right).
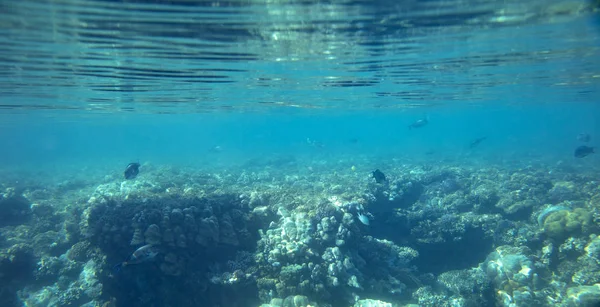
1, 154, 599, 307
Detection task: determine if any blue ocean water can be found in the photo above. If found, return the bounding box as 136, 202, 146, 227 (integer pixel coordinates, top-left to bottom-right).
1, 1, 600, 307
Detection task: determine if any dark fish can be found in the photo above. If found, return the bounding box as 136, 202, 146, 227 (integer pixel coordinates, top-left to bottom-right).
469, 137, 487, 149
124, 162, 140, 179
577, 133, 591, 143
349, 138, 359, 144
113, 244, 159, 272
408, 118, 428, 130
574, 145, 594, 158
372, 169, 387, 184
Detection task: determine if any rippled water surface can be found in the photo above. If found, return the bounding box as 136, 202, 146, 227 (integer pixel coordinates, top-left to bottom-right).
1, 0, 599, 113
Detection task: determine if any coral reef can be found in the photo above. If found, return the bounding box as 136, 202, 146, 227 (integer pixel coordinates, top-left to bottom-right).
1, 158, 599, 307
0, 188, 31, 227
542, 208, 594, 241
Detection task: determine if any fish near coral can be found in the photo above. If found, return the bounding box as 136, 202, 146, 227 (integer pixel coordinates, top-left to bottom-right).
372, 169, 387, 184
124, 162, 140, 179
113, 244, 159, 272
574, 145, 594, 158
357, 212, 370, 225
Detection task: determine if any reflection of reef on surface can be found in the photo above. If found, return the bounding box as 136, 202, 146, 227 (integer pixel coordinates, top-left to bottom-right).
1, 157, 600, 307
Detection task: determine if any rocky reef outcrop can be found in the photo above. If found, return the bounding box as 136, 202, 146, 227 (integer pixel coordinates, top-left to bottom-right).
0, 159, 599, 307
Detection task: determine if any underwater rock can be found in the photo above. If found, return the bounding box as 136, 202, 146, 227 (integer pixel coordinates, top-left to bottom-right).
144, 224, 162, 245
32, 230, 66, 255
558, 237, 587, 260
279, 264, 305, 286
353, 299, 393, 307
183, 212, 197, 233
554, 235, 600, 286
0, 189, 32, 226
359, 236, 419, 269
543, 208, 594, 241
22, 172, 265, 305
483, 246, 542, 306
29, 201, 52, 215
440, 178, 461, 194
366, 176, 420, 213
67, 241, 92, 262
412, 286, 451, 306
219, 213, 239, 246
163, 228, 175, 246
176, 233, 187, 248
19, 287, 56, 306
282, 212, 313, 244
27, 258, 105, 307
160, 210, 171, 231
437, 268, 491, 298
130, 228, 144, 246
540, 243, 555, 267
252, 206, 270, 217
255, 203, 375, 303
318, 216, 337, 242
496, 198, 537, 216
470, 182, 500, 209
281, 294, 312, 307
197, 216, 220, 246
585, 235, 600, 259
0, 243, 35, 281
548, 181, 578, 203
80, 259, 103, 299
227, 250, 255, 272
34, 255, 63, 282
170, 208, 184, 225
249, 191, 270, 208
441, 193, 472, 213
566, 284, 600, 307
34, 160, 600, 307
260, 295, 313, 307
160, 252, 183, 276
256, 278, 278, 302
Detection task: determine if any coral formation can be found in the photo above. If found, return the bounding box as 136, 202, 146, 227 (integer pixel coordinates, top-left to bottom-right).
1, 159, 600, 307
0, 188, 31, 227
542, 208, 594, 241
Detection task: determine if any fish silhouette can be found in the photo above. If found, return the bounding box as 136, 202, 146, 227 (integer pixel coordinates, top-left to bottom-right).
372, 169, 387, 184
574, 145, 594, 158
124, 162, 140, 179
113, 244, 159, 272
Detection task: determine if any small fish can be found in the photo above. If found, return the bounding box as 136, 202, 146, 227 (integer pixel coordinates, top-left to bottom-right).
408, 118, 428, 130
577, 133, 591, 143
113, 244, 159, 272
469, 137, 487, 149
357, 212, 370, 226
124, 162, 140, 179
208, 145, 223, 153
574, 145, 594, 158
306, 138, 325, 148
372, 169, 387, 184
